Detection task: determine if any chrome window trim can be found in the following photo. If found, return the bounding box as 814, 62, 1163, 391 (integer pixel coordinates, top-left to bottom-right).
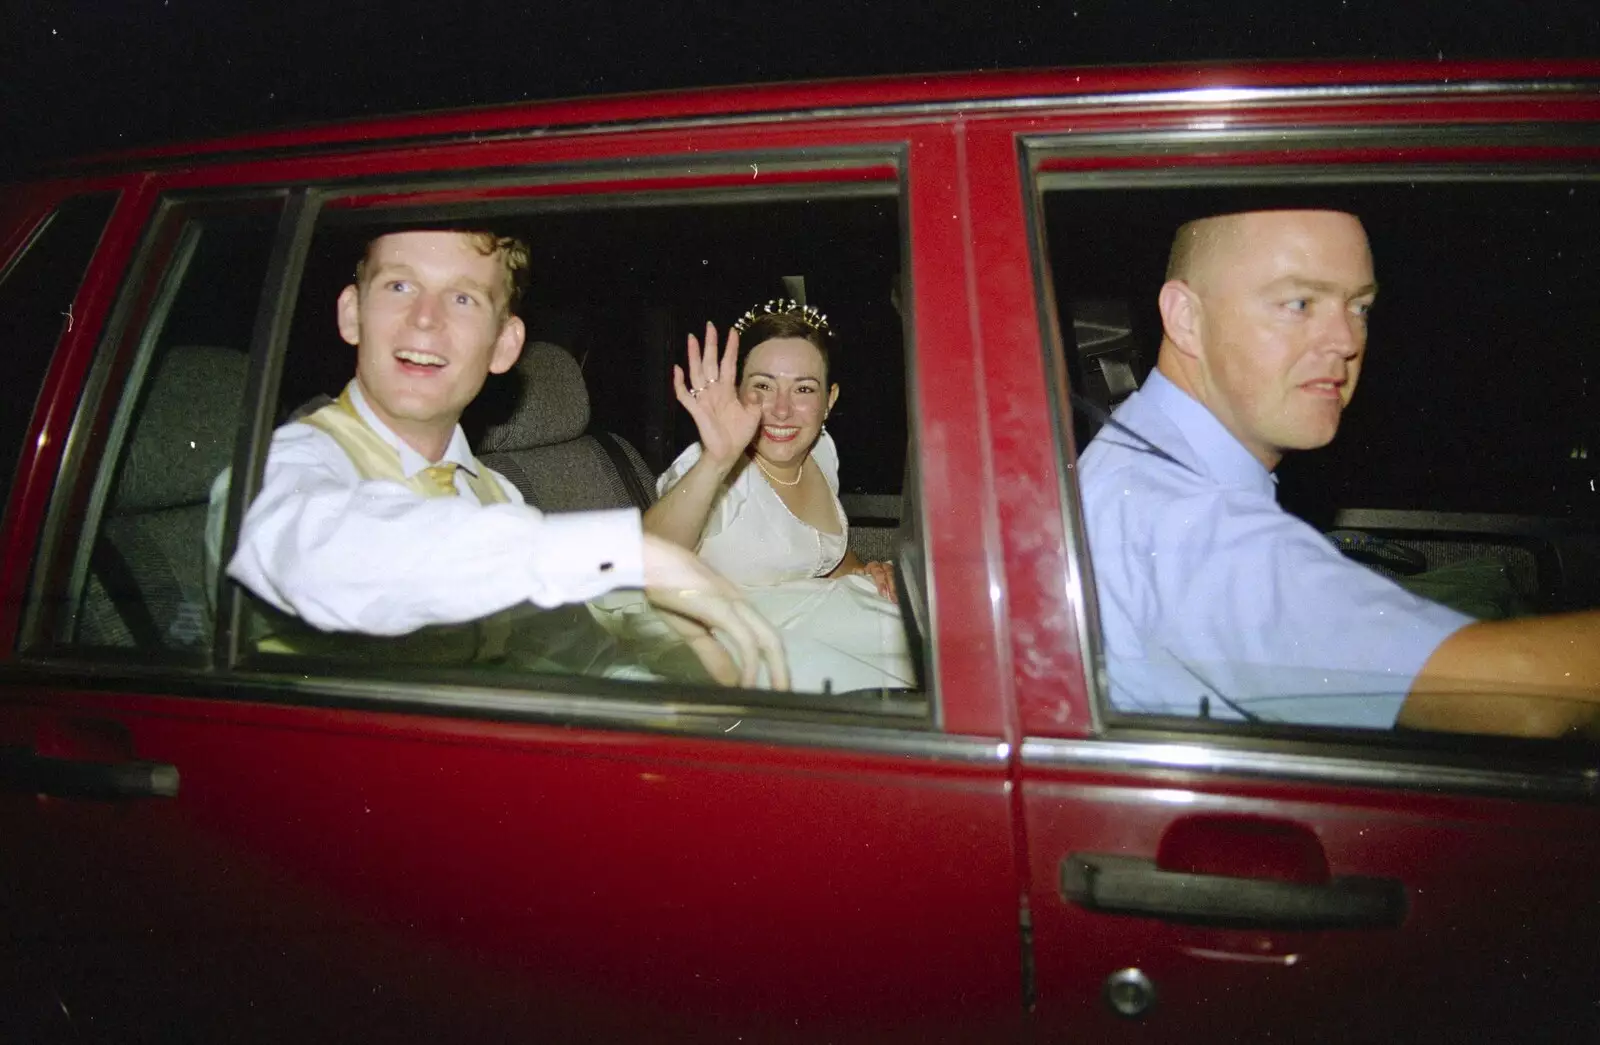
1036, 163, 1600, 193
1025, 121, 1600, 161
1022, 737, 1599, 801
54, 78, 1600, 179
0, 207, 58, 286
287, 147, 904, 208
0, 661, 1001, 765
895, 149, 939, 729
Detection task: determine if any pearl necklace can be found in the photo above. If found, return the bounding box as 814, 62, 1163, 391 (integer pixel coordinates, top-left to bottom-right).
753, 455, 804, 487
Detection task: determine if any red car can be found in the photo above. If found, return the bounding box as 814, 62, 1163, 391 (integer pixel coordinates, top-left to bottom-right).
3, 60, 1598, 1043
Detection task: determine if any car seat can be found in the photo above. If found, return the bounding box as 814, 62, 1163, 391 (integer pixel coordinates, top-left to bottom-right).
77, 344, 249, 648
475, 341, 656, 512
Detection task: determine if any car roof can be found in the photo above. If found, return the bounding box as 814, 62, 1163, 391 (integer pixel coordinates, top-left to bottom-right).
38, 58, 1600, 176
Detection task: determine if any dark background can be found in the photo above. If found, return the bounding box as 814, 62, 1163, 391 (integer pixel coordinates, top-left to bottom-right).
5, 0, 1597, 176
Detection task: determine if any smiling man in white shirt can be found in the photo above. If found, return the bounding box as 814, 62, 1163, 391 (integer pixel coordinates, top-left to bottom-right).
217, 227, 786, 688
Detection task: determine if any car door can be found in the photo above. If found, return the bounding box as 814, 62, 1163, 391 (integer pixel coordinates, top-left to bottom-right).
0, 117, 1027, 1044
957, 76, 1600, 1043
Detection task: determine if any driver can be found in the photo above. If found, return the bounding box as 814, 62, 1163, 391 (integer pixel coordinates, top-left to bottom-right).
1079, 208, 1600, 737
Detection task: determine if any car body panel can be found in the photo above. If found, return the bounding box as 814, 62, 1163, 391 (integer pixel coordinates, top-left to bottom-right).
3, 62, 1598, 1042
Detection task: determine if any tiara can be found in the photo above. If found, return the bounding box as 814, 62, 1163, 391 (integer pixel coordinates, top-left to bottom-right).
731, 299, 832, 336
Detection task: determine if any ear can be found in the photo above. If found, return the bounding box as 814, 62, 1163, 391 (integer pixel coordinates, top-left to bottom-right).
488, 315, 526, 375
336, 285, 362, 346
826, 383, 840, 415
1157, 279, 1205, 361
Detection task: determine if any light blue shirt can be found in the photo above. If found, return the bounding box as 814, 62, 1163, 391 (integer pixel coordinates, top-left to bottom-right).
1078, 370, 1472, 728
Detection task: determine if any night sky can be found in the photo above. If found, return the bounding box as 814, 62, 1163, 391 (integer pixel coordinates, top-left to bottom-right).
5, 0, 1597, 176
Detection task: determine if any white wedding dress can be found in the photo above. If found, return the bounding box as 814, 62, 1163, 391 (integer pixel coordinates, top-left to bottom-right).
597, 432, 916, 693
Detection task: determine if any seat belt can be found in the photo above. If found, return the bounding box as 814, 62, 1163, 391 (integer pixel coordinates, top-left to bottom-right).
592, 431, 654, 510
1069, 391, 1199, 477
88, 536, 166, 647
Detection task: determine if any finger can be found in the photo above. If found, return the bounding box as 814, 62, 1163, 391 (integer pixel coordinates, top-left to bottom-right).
658, 587, 784, 690
736, 600, 790, 690
672, 364, 704, 415
655, 606, 741, 686
686, 333, 705, 390
649, 591, 745, 685
720, 326, 741, 385
701, 322, 720, 383
867, 562, 895, 601
691, 595, 765, 689
691, 633, 742, 686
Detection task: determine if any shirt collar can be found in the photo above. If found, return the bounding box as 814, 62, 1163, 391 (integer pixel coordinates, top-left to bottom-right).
346, 380, 479, 479
1136, 370, 1276, 496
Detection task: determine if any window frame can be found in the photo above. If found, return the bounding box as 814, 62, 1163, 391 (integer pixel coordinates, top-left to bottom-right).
23, 148, 953, 744
1020, 125, 1600, 790
20, 190, 290, 660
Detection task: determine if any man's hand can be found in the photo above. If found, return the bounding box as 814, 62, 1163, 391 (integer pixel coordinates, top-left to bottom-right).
642, 534, 790, 689
673, 323, 762, 469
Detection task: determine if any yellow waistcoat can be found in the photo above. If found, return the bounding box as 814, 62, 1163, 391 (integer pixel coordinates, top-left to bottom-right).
251, 388, 512, 663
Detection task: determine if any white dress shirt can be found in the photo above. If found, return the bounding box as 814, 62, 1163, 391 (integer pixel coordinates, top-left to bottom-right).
211, 380, 644, 636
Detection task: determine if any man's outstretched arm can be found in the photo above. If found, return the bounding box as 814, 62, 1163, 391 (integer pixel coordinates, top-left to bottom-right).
1400, 611, 1600, 738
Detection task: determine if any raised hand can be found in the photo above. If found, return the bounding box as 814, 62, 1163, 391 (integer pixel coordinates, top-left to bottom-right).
672, 322, 762, 468
642, 534, 791, 689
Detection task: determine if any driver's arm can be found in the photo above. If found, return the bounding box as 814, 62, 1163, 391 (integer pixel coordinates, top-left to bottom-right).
1398, 611, 1600, 737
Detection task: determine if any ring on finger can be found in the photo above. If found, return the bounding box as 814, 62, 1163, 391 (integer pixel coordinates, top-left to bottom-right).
689, 386, 703, 398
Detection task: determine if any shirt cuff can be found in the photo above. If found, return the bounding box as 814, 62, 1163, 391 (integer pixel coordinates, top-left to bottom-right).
527, 508, 645, 606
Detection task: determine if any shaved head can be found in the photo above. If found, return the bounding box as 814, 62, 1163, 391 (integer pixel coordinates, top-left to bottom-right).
1154, 209, 1375, 469
1165, 212, 1258, 291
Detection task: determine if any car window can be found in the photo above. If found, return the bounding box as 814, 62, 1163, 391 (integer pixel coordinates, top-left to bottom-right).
29, 201, 283, 655
1033, 167, 1600, 744
207, 165, 929, 723
0, 194, 117, 513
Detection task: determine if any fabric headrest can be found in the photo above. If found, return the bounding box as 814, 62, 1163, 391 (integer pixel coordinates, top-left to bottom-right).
476, 341, 590, 452
114, 344, 250, 513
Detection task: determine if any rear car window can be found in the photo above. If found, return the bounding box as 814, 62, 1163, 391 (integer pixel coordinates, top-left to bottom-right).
29, 200, 282, 656
225, 173, 925, 718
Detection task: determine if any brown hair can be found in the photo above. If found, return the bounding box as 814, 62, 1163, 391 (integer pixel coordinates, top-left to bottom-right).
355, 229, 531, 313
736, 312, 837, 386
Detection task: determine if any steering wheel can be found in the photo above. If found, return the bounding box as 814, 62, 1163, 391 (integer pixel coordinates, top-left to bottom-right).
1324, 529, 1429, 577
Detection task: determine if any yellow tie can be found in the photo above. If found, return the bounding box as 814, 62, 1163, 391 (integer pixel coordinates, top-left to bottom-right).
419, 463, 460, 497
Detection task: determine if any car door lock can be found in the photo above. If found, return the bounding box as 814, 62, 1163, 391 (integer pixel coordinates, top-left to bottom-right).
1103, 967, 1157, 1019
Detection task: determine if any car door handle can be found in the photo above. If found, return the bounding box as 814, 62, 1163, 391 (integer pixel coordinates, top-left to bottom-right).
0, 746, 179, 800
1061, 853, 1406, 929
